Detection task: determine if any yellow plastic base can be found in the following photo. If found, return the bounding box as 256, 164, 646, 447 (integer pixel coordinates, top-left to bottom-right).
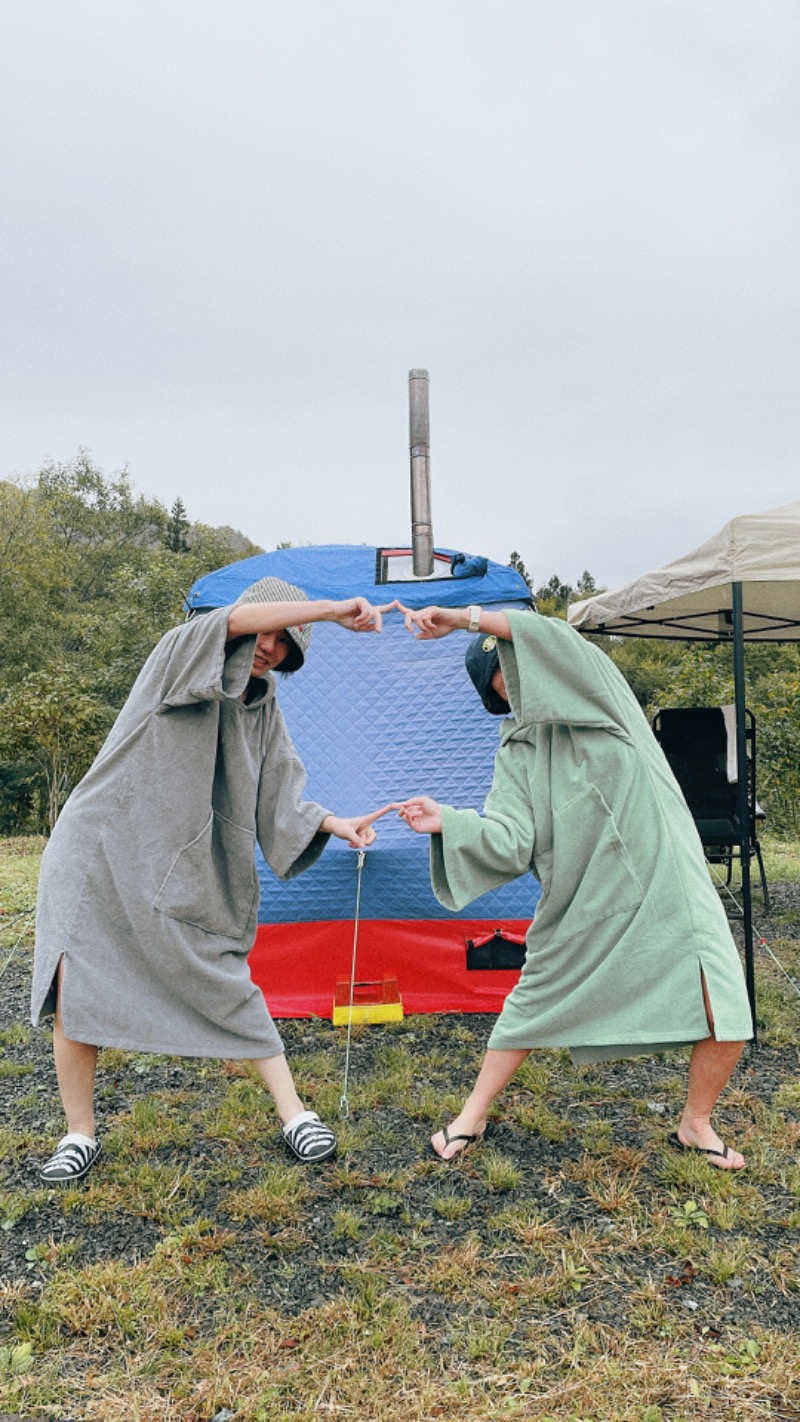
332, 976, 404, 1026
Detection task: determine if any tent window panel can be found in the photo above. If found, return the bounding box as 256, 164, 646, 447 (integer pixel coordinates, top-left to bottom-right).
375, 548, 455, 584
466, 929, 526, 971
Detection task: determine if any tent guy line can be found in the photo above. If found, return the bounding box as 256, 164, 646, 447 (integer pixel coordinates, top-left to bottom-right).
339, 848, 368, 1120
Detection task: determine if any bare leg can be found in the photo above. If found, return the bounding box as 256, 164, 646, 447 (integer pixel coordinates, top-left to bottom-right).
678, 1037, 745, 1168
677, 976, 745, 1169
432, 1047, 529, 1160
251, 1053, 305, 1126
53, 962, 98, 1139
251, 1053, 337, 1161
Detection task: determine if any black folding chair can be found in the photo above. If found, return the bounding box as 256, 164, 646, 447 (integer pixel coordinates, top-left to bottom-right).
651, 705, 770, 912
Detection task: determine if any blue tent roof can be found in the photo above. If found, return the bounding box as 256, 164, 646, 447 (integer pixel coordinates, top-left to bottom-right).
187, 543, 531, 611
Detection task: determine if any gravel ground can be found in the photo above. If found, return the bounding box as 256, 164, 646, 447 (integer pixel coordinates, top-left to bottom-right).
1, 884, 799, 1345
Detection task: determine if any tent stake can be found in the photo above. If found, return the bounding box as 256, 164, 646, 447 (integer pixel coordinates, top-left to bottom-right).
339, 849, 367, 1118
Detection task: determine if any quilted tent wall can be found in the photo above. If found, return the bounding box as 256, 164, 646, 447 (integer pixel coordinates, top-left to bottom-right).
188, 544, 540, 1017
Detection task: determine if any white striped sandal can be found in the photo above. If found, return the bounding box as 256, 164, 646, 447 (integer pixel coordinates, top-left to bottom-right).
281, 1111, 337, 1164
39, 1133, 102, 1184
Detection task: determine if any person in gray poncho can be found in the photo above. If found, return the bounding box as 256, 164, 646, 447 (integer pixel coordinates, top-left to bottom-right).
397, 602, 752, 1171
33, 577, 392, 1183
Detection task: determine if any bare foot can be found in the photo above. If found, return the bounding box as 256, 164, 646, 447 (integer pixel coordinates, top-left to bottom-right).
431, 1118, 486, 1161
673, 1126, 745, 1170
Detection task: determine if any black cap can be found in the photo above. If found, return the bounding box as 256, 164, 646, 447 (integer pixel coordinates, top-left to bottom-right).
465, 634, 510, 715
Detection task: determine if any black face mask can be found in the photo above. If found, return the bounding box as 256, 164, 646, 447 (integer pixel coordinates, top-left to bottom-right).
465, 634, 511, 715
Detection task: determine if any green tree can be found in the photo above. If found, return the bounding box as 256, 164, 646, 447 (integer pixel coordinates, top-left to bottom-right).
0, 666, 114, 830
0, 454, 167, 687
164, 496, 190, 552
754, 663, 800, 834
0, 764, 37, 834
508, 551, 533, 590
575, 570, 598, 599
0, 456, 263, 831
36, 450, 166, 601
85, 536, 258, 704
535, 573, 572, 612
606, 637, 689, 708
533, 571, 604, 619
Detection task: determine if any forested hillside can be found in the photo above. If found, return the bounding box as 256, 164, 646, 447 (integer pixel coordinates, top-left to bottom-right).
0, 454, 261, 831
2, 458, 798, 835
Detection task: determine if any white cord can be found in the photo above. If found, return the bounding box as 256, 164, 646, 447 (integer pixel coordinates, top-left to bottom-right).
339, 849, 367, 1117
708, 861, 800, 1000
0, 908, 35, 982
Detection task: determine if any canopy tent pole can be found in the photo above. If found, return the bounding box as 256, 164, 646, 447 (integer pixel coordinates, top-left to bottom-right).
732, 581, 757, 1042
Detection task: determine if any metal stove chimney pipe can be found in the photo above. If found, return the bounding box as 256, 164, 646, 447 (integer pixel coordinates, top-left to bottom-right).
409, 368, 434, 577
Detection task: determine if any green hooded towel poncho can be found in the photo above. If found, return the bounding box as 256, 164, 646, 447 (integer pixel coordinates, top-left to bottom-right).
430, 611, 753, 1063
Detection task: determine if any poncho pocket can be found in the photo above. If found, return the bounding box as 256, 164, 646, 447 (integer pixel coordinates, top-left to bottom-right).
154, 812, 259, 939
538, 783, 644, 947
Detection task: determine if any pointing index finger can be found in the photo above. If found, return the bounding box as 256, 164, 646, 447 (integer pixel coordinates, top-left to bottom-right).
360, 803, 396, 825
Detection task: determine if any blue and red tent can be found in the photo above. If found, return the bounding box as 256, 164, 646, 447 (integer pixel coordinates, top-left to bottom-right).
187, 543, 540, 1018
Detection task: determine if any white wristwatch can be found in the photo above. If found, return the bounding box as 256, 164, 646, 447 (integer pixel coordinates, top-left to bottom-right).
468, 605, 482, 633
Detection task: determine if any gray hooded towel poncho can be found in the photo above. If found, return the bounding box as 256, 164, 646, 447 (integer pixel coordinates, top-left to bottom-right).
32, 608, 331, 1059
431, 611, 753, 1063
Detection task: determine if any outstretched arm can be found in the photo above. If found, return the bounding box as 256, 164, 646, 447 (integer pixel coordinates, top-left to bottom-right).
394, 603, 512, 641
228, 597, 393, 639
398, 770, 535, 912
321, 803, 396, 848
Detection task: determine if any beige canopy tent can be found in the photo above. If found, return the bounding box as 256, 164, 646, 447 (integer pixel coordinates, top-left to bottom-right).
569, 500, 800, 642
569, 498, 800, 1034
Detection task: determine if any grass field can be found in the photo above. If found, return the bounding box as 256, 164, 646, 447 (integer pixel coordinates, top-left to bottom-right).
0, 836, 798, 1422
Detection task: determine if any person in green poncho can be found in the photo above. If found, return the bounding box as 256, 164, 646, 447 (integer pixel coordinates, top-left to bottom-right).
396, 603, 752, 1170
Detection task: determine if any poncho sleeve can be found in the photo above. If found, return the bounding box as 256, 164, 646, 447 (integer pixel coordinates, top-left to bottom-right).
85, 609, 256, 771
430, 741, 535, 911
157, 608, 256, 708
500, 609, 638, 740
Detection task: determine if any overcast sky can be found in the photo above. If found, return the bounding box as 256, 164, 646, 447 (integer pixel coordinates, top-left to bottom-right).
2, 1, 798, 590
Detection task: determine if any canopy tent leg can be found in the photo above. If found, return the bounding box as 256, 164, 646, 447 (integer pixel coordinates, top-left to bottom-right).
732, 581, 757, 1044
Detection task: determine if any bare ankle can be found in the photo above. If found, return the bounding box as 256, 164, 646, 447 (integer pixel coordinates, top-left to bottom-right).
66, 1122, 96, 1140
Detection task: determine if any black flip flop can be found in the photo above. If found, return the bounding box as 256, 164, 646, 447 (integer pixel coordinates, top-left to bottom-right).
667, 1131, 740, 1168
431, 1124, 485, 1162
